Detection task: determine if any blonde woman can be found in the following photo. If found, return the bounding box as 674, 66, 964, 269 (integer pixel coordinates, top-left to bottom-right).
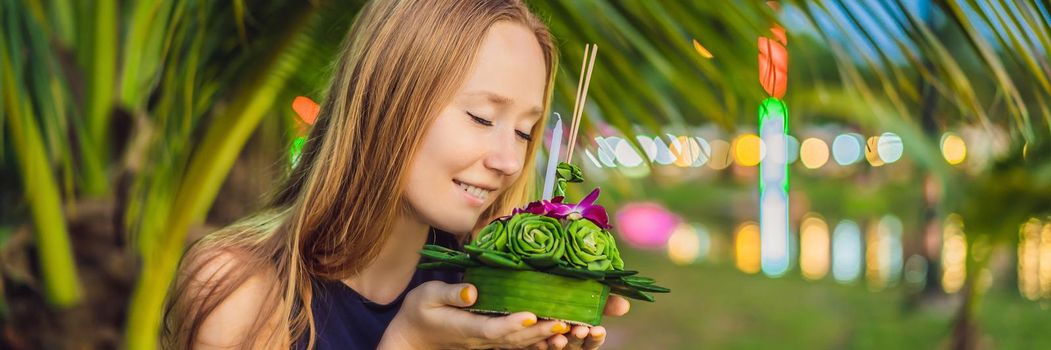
163, 0, 629, 349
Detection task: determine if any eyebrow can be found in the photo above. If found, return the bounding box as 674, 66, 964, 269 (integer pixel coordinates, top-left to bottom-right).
465, 91, 544, 117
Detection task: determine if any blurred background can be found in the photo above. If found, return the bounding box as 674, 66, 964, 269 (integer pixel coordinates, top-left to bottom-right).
1, 0, 1049, 349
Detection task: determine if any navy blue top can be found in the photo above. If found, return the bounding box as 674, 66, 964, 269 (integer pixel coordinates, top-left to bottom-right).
301, 230, 463, 350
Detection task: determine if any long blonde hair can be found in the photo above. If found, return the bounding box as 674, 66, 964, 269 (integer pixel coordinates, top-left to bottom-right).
162, 0, 557, 348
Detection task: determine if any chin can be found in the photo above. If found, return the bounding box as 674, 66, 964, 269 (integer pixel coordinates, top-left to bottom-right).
430, 217, 477, 236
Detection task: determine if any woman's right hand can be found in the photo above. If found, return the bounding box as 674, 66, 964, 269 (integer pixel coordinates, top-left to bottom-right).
379, 281, 573, 350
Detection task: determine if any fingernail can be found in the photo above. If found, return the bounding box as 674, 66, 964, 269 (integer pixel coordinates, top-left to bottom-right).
551, 323, 569, 334
459, 287, 471, 303
593, 329, 606, 337
522, 318, 537, 327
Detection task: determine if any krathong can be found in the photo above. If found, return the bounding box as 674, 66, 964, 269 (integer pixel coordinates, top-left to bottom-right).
418, 43, 668, 326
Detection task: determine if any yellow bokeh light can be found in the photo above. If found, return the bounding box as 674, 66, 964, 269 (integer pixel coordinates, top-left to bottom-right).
800, 138, 829, 169
733, 134, 764, 167
1019, 220, 1039, 300
800, 215, 830, 280
708, 140, 734, 170
735, 222, 761, 274
941, 214, 967, 293
670, 136, 700, 168
1041, 222, 1051, 299
865, 136, 884, 167
941, 133, 967, 165
667, 223, 701, 265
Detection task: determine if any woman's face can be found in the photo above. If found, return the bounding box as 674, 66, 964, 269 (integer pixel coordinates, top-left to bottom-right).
404, 22, 547, 235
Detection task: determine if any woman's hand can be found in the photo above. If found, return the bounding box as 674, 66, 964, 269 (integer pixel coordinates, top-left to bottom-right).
531, 295, 630, 350
379, 281, 573, 350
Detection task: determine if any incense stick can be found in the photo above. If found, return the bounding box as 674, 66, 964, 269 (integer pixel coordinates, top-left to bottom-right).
567, 44, 590, 162
566, 44, 597, 164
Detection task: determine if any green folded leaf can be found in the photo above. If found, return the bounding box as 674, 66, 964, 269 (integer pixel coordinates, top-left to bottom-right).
418, 262, 467, 271
556, 162, 584, 183
564, 219, 620, 271
423, 244, 463, 255
477, 252, 530, 270
603, 270, 639, 278
622, 276, 655, 284
546, 265, 606, 280
623, 280, 671, 293
506, 213, 565, 268
470, 219, 509, 252
418, 249, 464, 261
608, 284, 656, 302
465, 267, 609, 326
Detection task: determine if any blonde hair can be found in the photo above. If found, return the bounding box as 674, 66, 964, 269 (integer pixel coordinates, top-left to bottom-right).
162, 0, 557, 348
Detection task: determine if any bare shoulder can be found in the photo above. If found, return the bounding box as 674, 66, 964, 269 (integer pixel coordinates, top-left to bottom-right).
189, 249, 286, 349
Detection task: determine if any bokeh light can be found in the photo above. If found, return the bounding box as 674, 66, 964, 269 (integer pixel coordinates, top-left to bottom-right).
733, 134, 765, 167
692, 136, 712, 167
667, 223, 701, 265
669, 135, 701, 167
877, 132, 903, 163
786, 135, 800, 164
941, 132, 967, 165
800, 214, 830, 280
583, 149, 604, 168
865, 215, 903, 290
1018, 218, 1051, 300
832, 133, 864, 165
654, 136, 676, 165
616, 202, 681, 249
941, 214, 967, 293
832, 220, 862, 283
594, 137, 617, 167
864, 136, 884, 167
708, 139, 734, 170
637, 135, 658, 162
735, 222, 762, 274
612, 137, 644, 167
800, 138, 830, 169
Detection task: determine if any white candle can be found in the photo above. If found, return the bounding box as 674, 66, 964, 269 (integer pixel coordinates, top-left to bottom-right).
541, 113, 563, 200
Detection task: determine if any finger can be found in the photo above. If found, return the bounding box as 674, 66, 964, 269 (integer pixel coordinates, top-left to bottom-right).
603, 295, 630, 317
474, 311, 539, 342
526, 340, 549, 350
565, 325, 588, 349
504, 320, 571, 347
420, 281, 476, 307
582, 326, 606, 350
547, 334, 568, 350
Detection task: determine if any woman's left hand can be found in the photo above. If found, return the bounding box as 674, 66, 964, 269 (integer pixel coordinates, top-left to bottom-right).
526, 294, 630, 350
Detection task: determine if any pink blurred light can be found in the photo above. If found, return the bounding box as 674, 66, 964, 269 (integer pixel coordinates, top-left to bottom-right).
615, 202, 681, 249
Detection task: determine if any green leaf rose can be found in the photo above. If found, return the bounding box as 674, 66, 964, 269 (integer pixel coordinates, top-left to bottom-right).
564, 219, 624, 271
506, 213, 565, 268
467, 220, 508, 252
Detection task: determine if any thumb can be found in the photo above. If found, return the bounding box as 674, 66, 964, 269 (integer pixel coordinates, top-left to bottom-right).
419, 281, 476, 308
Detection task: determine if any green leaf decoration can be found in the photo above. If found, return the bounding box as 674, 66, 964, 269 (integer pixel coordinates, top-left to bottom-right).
506, 214, 565, 268
553, 162, 583, 198
477, 251, 530, 270
564, 220, 622, 271
418, 262, 467, 271
546, 264, 607, 280
468, 219, 508, 252
603, 269, 639, 278
608, 284, 655, 302
556, 162, 584, 183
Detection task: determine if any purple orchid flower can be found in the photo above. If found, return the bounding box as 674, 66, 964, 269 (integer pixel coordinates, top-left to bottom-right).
511, 188, 611, 229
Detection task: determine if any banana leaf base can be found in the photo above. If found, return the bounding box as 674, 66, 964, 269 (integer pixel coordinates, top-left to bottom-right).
463, 267, 609, 326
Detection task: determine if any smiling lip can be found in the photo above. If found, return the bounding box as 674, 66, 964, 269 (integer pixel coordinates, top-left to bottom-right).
453, 179, 495, 207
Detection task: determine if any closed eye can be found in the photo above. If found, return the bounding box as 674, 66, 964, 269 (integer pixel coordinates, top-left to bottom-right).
467, 112, 493, 126
515, 130, 533, 142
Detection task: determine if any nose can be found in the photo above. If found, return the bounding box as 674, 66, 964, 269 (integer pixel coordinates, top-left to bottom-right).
483, 131, 524, 177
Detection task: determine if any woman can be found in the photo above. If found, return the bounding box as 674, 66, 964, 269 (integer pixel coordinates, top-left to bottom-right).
163, 0, 629, 349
